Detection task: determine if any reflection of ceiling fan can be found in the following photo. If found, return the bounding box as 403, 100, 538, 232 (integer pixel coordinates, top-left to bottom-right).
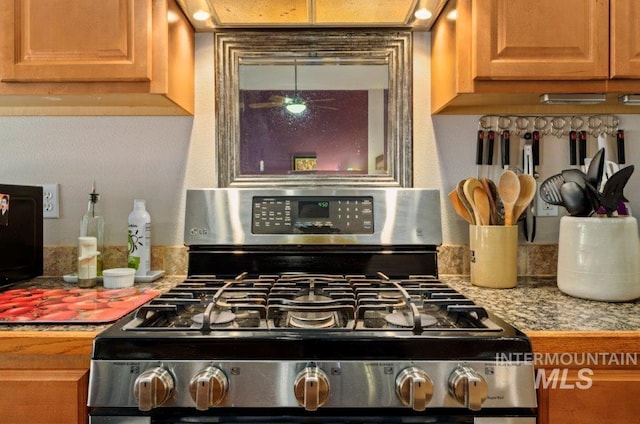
248, 65, 338, 114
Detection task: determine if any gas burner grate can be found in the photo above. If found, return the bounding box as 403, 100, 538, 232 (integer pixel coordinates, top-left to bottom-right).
122, 274, 501, 333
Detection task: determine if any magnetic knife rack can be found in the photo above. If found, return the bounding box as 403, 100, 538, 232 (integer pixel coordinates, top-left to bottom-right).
475, 114, 626, 171
478, 114, 621, 137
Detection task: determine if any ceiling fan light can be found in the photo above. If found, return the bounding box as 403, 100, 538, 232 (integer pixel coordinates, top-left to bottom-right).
286, 103, 307, 114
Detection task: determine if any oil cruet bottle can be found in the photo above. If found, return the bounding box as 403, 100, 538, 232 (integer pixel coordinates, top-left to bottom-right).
80, 182, 105, 276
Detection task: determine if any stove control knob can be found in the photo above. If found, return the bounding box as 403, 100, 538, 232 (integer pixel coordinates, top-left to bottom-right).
133, 367, 175, 411
189, 366, 229, 410
448, 365, 488, 411
395, 367, 434, 411
293, 365, 330, 411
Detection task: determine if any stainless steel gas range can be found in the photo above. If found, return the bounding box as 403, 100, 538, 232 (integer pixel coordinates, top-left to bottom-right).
88, 188, 537, 423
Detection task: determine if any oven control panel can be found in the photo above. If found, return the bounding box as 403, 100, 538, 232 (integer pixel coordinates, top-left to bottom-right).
252, 196, 374, 234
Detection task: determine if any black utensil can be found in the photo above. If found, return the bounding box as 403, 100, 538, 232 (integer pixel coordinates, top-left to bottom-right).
487, 130, 495, 165
500, 130, 510, 169
600, 165, 635, 217
617, 129, 626, 165
586, 147, 606, 190
532, 130, 540, 169
539, 173, 565, 206
578, 130, 588, 167
560, 181, 591, 217
562, 168, 588, 189
476, 130, 484, 177
569, 130, 578, 166
583, 180, 601, 214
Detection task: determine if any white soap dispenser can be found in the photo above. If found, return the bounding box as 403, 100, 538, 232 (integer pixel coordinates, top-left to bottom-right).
127, 199, 151, 277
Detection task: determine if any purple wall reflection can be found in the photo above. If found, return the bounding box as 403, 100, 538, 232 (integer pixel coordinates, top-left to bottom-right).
240, 90, 370, 174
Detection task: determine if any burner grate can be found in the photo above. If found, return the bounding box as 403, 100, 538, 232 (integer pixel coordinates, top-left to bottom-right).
122, 274, 501, 333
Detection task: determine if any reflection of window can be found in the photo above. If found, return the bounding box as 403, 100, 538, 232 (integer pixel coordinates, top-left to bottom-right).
292, 155, 317, 171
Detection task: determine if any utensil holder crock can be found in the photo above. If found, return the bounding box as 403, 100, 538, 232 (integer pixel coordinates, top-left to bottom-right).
557, 216, 640, 302
470, 225, 518, 289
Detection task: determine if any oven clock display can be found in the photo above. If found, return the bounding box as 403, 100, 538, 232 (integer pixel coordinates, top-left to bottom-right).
252, 196, 373, 234
298, 201, 330, 218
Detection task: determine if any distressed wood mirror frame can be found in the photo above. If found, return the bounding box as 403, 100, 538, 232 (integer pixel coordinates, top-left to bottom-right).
215, 30, 413, 187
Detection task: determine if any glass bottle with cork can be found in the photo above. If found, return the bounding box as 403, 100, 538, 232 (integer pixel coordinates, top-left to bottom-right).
80, 182, 105, 276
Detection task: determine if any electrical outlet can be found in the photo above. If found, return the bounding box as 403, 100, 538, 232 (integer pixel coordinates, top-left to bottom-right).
42, 183, 60, 218
536, 187, 558, 217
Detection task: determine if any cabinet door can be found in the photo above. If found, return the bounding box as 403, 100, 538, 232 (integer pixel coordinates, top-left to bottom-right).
0, 369, 89, 424
474, 0, 609, 80
0, 0, 151, 82
610, 0, 640, 79
537, 369, 640, 424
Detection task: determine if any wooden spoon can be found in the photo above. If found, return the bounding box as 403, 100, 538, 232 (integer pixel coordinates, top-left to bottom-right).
456, 179, 475, 225
473, 186, 491, 225
448, 189, 473, 224
480, 177, 498, 225
513, 174, 536, 223
463, 177, 484, 225
497, 170, 520, 226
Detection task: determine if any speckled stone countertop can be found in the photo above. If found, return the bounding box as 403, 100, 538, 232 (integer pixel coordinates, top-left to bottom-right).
1, 275, 639, 333
443, 276, 640, 332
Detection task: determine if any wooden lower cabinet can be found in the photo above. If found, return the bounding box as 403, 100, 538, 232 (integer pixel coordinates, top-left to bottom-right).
0, 331, 95, 424
537, 369, 640, 424
531, 331, 640, 424
0, 369, 89, 424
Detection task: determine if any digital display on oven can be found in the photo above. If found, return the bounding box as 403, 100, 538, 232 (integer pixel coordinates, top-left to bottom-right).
298, 201, 330, 218
252, 196, 373, 234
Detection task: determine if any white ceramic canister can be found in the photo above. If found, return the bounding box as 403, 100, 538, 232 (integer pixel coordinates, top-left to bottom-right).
557, 216, 640, 302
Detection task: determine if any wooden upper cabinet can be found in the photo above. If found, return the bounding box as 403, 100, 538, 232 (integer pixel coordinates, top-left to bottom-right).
474, 0, 609, 81
2, 0, 151, 83
0, 0, 194, 115
431, 0, 640, 114
610, 0, 640, 79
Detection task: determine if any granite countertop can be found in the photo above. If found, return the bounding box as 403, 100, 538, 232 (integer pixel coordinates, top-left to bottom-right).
443, 275, 640, 332
1, 275, 639, 333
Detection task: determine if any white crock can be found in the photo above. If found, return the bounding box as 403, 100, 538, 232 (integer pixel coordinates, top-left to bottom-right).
557, 216, 640, 302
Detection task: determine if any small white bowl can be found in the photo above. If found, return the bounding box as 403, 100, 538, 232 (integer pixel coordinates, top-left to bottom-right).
102, 268, 136, 289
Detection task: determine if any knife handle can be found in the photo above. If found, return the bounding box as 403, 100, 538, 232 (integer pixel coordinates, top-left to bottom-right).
476, 130, 484, 165
617, 129, 626, 164
569, 130, 577, 166
578, 131, 587, 166
486, 130, 495, 165
532, 131, 540, 167
501, 130, 510, 168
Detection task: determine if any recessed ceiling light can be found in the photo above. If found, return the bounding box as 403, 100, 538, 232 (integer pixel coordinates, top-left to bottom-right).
414, 8, 433, 20
193, 9, 211, 21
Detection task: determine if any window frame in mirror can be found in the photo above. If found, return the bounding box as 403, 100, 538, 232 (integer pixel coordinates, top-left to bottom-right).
215, 30, 413, 187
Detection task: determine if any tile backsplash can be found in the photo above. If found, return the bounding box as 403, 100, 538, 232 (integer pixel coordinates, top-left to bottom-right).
44, 244, 558, 277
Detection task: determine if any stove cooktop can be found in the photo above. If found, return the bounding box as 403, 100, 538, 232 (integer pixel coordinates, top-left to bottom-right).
122, 274, 500, 334
92, 273, 532, 362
